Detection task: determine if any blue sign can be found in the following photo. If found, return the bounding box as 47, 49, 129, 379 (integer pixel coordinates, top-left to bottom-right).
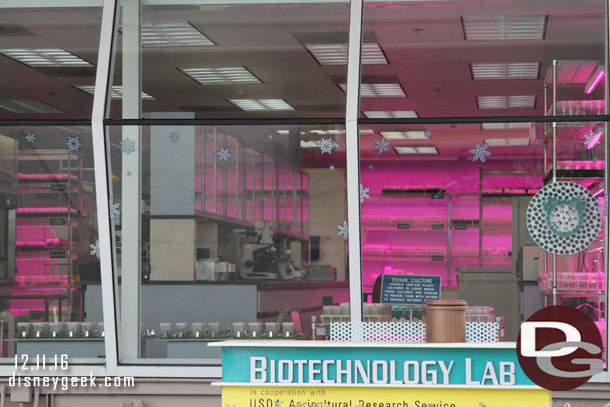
381, 274, 441, 305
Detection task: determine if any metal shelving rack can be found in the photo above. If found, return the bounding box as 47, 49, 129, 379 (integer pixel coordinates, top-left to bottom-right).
15, 149, 84, 321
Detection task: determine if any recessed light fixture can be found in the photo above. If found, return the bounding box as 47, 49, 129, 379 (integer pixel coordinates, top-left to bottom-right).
180, 67, 261, 85
481, 123, 531, 129
477, 95, 536, 109
339, 83, 406, 97
76, 85, 155, 100
141, 22, 215, 47
0, 49, 92, 67
394, 146, 439, 155
305, 43, 387, 65
229, 99, 295, 111
462, 15, 547, 40
363, 111, 418, 119
0, 99, 64, 114
380, 131, 429, 140
300, 140, 319, 148
471, 62, 540, 80
485, 138, 530, 146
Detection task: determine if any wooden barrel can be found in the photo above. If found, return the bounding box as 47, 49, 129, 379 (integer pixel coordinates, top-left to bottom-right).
425, 299, 467, 343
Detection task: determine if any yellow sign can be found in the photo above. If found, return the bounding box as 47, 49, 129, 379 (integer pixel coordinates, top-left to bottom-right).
223, 386, 550, 407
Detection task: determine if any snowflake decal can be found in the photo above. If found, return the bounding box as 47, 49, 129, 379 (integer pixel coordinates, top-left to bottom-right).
168, 132, 180, 143
109, 199, 120, 220
329, 165, 335, 170
268, 134, 274, 140
369, 165, 374, 170
336, 220, 349, 240
374, 137, 390, 154
470, 142, 491, 163
319, 138, 336, 154
90, 240, 100, 259
65, 136, 83, 152
216, 146, 232, 163
584, 130, 601, 149
120, 138, 136, 155
360, 184, 370, 203
25, 133, 36, 144
424, 130, 432, 139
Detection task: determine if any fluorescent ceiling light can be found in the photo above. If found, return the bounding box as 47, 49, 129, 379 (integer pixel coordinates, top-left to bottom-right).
471, 62, 540, 80
0, 99, 63, 114
394, 146, 438, 155
363, 111, 418, 118
229, 99, 295, 111
477, 95, 535, 109
462, 15, 547, 40
305, 43, 387, 65
380, 131, 428, 140
485, 138, 530, 146
359, 129, 375, 134
339, 83, 406, 97
180, 67, 261, 85
300, 139, 341, 149
0, 49, 91, 67
141, 22, 215, 47
300, 140, 318, 148
76, 85, 154, 100
481, 123, 530, 129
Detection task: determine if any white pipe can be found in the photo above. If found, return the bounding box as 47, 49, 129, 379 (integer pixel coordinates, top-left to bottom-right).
32, 388, 40, 407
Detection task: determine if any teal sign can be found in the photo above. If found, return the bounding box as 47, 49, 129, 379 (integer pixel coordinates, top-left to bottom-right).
221, 345, 535, 387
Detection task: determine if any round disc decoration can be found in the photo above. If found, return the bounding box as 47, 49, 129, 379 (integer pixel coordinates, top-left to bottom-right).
527, 181, 602, 255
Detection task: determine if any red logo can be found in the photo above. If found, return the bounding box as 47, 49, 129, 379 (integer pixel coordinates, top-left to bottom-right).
516, 305, 603, 390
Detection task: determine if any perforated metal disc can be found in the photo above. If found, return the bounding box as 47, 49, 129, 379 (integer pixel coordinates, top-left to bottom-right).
527, 181, 602, 255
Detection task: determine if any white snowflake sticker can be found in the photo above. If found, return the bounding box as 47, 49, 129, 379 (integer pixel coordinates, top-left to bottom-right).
109, 199, 120, 220
319, 138, 336, 154
360, 184, 370, 203
374, 137, 390, 154
424, 130, 432, 139
25, 133, 36, 144
65, 136, 83, 152
121, 138, 136, 155
90, 240, 100, 259
470, 142, 491, 163
369, 165, 374, 170
329, 165, 335, 170
168, 132, 180, 143
584, 130, 601, 148
216, 146, 232, 163
337, 220, 349, 240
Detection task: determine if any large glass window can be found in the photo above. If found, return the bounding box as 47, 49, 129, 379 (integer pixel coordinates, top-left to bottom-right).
0, 126, 103, 363
0, 3, 103, 119
359, 121, 606, 357
107, 123, 348, 363
359, 0, 606, 118
109, 0, 351, 119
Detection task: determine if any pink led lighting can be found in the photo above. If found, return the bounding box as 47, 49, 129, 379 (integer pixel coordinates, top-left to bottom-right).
594, 189, 605, 197
586, 70, 605, 95
587, 132, 603, 150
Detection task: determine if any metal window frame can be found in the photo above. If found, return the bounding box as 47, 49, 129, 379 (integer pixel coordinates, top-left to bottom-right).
78, 0, 610, 381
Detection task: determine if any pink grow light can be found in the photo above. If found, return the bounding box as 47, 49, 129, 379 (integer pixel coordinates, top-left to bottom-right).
586, 70, 605, 95
587, 132, 603, 150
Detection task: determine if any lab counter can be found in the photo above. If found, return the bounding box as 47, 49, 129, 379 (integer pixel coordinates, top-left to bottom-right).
82, 280, 349, 358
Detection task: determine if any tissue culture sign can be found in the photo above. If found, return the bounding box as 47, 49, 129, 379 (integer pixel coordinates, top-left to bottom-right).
381, 275, 441, 305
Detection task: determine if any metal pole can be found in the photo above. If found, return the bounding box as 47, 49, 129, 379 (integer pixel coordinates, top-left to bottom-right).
551, 60, 558, 305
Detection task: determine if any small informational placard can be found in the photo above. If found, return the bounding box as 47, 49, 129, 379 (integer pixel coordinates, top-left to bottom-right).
381, 274, 441, 305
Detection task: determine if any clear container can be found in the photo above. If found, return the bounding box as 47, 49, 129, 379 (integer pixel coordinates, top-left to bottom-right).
17, 322, 32, 339
49, 322, 66, 338
192, 322, 207, 338
248, 322, 263, 339
282, 322, 294, 338
159, 323, 173, 339
208, 322, 221, 338
174, 322, 191, 339
66, 322, 81, 338
265, 322, 278, 338
232, 322, 246, 339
